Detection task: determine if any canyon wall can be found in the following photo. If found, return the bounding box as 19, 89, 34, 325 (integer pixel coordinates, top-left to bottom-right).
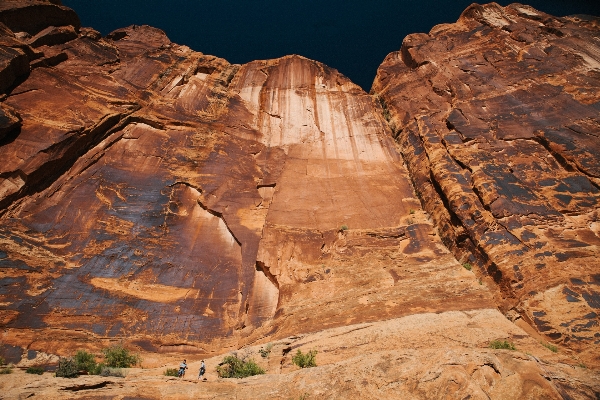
0, 1, 599, 398
372, 2, 600, 364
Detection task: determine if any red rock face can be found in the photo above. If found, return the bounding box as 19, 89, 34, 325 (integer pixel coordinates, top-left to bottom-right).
372, 3, 600, 364
0, 1, 599, 390
0, 0, 494, 358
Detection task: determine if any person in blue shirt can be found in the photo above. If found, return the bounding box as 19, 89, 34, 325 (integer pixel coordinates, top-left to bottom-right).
178, 359, 187, 378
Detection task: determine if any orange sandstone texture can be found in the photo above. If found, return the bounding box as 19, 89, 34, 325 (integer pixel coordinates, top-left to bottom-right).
372, 2, 600, 366
0, 1, 598, 398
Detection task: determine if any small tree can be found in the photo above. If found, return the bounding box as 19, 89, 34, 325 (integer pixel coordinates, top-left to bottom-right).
74, 350, 97, 373
102, 345, 141, 368
292, 349, 317, 368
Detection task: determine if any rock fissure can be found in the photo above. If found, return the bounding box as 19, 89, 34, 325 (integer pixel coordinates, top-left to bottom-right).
196, 198, 242, 247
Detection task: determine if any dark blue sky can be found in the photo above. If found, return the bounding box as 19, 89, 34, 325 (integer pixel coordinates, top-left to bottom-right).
62, 0, 600, 90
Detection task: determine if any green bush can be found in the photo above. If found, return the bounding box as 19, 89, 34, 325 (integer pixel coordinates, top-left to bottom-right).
164, 368, 179, 377
292, 349, 317, 368
489, 340, 516, 350
541, 341, 558, 353
216, 355, 265, 378
462, 262, 472, 271
102, 345, 141, 368
56, 357, 79, 378
74, 350, 97, 373
340, 225, 348, 231
26, 366, 45, 375
0, 356, 4, 365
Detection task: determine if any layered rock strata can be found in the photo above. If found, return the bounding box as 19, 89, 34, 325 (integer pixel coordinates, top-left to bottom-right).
0, 1, 491, 355
372, 2, 600, 365
0, 0, 598, 398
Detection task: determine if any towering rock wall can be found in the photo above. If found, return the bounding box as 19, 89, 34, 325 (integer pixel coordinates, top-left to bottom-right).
0, 1, 599, 397
372, 2, 600, 364
0, 1, 491, 358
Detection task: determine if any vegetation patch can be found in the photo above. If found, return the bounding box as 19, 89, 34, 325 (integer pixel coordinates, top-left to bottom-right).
164, 368, 179, 377
489, 340, 516, 350
292, 349, 317, 368
74, 350, 98, 374
462, 262, 472, 271
98, 366, 124, 377
0, 357, 11, 374
56, 357, 79, 378
102, 345, 141, 368
216, 355, 265, 378
541, 341, 558, 353
340, 225, 348, 231
26, 366, 45, 375
259, 343, 273, 358
0, 366, 12, 374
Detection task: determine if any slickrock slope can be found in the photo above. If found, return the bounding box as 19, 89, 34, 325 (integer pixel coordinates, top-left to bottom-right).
373, 2, 600, 367
0, 1, 599, 398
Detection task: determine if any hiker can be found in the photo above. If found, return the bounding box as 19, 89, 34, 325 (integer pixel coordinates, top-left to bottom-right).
198, 359, 206, 380
178, 359, 188, 378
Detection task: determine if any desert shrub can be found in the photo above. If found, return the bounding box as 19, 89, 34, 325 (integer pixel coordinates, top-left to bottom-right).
99, 366, 124, 377
216, 355, 265, 378
489, 340, 516, 350
462, 262, 472, 271
409, 209, 415, 214
292, 349, 317, 368
26, 366, 45, 375
0, 366, 12, 374
56, 357, 79, 378
0, 357, 9, 374
259, 343, 273, 358
340, 225, 348, 231
541, 341, 558, 353
164, 368, 179, 377
74, 350, 97, 373
102, 345, 141, 368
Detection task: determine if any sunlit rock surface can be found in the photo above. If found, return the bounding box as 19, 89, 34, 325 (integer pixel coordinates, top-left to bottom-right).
372, 2, 600, 367
0, 1, 599, 398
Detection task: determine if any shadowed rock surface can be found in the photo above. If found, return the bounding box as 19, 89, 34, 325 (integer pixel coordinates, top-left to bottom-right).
0, 1, 599, 398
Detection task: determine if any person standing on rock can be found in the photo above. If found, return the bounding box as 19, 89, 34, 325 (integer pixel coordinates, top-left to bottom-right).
198, 359, 206, 380
178, 359, 188, 378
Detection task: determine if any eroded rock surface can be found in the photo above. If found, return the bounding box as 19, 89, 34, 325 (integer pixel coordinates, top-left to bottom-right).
0, 1, 598, 398
373, 2, 600, 366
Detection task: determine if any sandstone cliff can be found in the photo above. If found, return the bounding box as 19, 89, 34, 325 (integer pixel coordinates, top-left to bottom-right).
372, 2, 600, 366
0, 1, 599, 399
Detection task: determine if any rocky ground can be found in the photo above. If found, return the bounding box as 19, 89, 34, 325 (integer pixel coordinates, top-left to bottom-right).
2, 310, 599, 399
